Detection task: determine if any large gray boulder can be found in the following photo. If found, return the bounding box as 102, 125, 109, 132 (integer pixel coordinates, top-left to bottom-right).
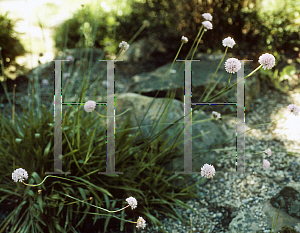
69, 92, 230, 175
229, 182, 300, 232
128, 53, 260, 113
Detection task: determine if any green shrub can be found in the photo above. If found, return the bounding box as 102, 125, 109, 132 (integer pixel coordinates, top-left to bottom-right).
0, 13, 26, 67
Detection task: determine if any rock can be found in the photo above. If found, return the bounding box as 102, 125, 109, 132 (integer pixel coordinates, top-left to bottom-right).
129, 52, 260, 113
269, 182, 300, 220
228, 182, 300, 232
69, 92, 229, 174
119, 35, 167, 63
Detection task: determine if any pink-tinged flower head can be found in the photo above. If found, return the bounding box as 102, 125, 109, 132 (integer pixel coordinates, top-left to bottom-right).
287, 104, 299, 116
136, 217, 146, 229
225, 58, 241, 74
84, 100, 96, 113
181, 36, 188, 44
202, 13, 212, 21
263, 159, 270, 170
201, 164, 215, 179
119, 41, 129, 50
222, 37, 236, 48
264, 148, 272, 157
259, 53, 276, 70
202, 21, 213, 30
126, 196, 137, 210
12, 168, 28, 182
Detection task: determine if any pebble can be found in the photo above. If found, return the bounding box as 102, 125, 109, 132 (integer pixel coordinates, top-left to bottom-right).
140, 84, 300, 233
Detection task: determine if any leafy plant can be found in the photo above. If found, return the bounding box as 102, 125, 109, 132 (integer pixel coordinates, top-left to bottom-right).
0, 12, 26, 67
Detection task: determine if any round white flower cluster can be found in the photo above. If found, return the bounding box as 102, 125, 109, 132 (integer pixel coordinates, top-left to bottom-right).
202, 21, 213, 30
12, 168, 28, 182
225, 58, 241, 74
264, 148, 272, 157
181, 36, 188, 44
84, 100, 96, 113
202, 13, 212, 21
136, 216, 146, 229
287, 103, 299, 116
222, 37, 236, 48
212, 111, 221, 120
119, 41, 130, 50
201, 163, 215, 179
263, 159, 270, 170
126, 196, 137, 210
258, 53, 276, 70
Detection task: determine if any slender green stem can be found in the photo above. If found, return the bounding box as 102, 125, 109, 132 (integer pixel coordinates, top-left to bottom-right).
22, 175, 89, 187
225, 73, 232, 89
203, 64, 263, 103
128, 25, 146, 45
60, 193, 131, 213
198, 46, 229, 104
191, 26, 205, 61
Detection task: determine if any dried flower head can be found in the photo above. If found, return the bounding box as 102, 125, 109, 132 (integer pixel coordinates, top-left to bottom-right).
143, 20, 150, 27
181, 36, 188, 44
287, 104, 299, 116
212, 111, 221, 120
12, 168, 28, 182
259, 53, 276, 70
202, 21, 213, 30
263, 159, 270, 170
264, 148, 272, 157
225, 58, 241, 74
126, 196, 137, 210
84, 100, 96, 113
119, 41, 130, 50
201, 164, 215, 179
222, 37, 236, 48
202, 13, 212, 21
136, 216, 146, 229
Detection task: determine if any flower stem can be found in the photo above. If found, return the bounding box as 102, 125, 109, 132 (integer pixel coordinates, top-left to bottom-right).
198, 46, 229, 104
191, 25, 205, 61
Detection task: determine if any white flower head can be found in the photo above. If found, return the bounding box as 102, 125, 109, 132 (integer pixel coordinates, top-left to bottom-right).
41, 79, 49, 88
66, 55, 74, 62
12, 168, 28, 182
264, 148, 272, 157
126, 196, 137, 210
119, 41, 130, 50
201, 164, 215, 179
295, 223, 300, 232
202, 21, 213, 30
136, 216, 146, 229
84, 100, 96, 113
225, 58, 241, 74
222, 37, 236, 48
202, 13, 212, 21
181, 36, 188, 44
212, 111, 221, 120
263, 159, 270, 170
143, 20, 150, 27
259, 53, 276, 70
287, 104, 299, 116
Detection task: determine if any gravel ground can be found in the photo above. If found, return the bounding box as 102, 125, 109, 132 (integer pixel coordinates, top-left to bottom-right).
139, 79, 300, 233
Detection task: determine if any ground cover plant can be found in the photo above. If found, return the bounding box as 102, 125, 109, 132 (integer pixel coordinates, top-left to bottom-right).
0, 1, 300, 232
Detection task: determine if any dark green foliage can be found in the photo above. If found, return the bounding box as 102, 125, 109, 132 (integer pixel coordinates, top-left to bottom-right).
0, 13, 26, 67
53, 6, 111, 52
278, 225, 298, 233
0, 101, 202, 232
